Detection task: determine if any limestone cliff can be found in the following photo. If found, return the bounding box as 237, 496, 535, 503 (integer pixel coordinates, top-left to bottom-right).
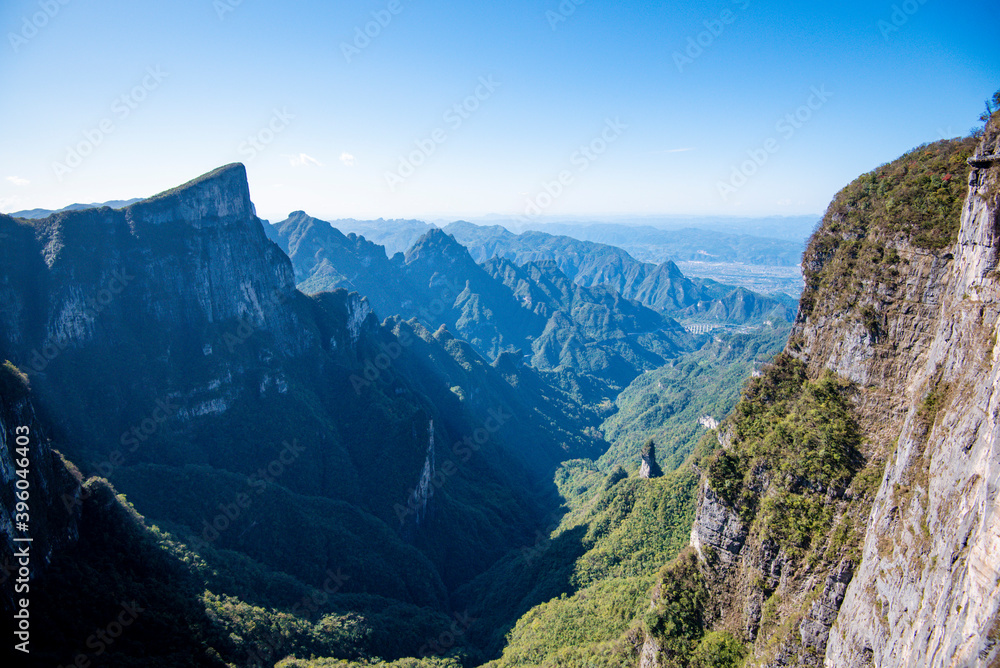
648, 116, 999, 666
826, 113, 1000, 667
0, 363, 81, 615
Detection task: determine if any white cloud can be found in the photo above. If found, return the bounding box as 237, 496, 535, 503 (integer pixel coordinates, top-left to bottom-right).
287, 153, 323, 167
340, 152, 356, 167
776, 198, 793, 207
6, 176, 29, 187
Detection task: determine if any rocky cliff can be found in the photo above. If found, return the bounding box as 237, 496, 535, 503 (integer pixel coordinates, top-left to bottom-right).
825, 113, 1000, 668
0, 363, 80, 614
646, 117, 999, 666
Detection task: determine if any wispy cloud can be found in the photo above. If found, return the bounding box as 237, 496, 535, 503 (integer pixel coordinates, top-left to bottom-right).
340, 152, 356, 167
287, 153, 323, 167
650, 147, 695, 155
6, 176, 30, 187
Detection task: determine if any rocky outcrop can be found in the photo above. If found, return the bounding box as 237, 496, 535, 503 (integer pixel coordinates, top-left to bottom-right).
689, 481, 747, 566
671, 119, 998, 667
826, 119, 1000, 668
639, 440, 663, 479
0, 363, 81, 615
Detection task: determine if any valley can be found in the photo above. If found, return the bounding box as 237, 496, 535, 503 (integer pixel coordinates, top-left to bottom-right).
1, 103, 998, 668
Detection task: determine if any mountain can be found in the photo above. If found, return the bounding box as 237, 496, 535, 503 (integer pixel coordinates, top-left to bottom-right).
318, 217, 436, 256
443, 221, 796, 324
268, 216, 696, 400
10, 198, 143, 219
637, 128, 999, 665
5, 109, 997, 668
0, 163, 617, 665
457, 117, 998, 667
510, 222, 808, 266
470, 214, 820, 244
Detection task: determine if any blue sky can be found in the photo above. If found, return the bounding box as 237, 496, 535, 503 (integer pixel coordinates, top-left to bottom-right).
0, 0, 997, 222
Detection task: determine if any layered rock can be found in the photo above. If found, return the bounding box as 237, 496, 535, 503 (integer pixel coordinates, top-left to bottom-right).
826, 120, 1000, 668
658, 121, 997, 667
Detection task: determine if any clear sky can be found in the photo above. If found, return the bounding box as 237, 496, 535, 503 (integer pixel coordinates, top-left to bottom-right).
0, 0, 997, 223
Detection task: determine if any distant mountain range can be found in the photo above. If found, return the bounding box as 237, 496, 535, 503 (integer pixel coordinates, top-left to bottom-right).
511, 222, 808, 266
464, 214, 820, 242
10, 198, 143, 219
266, 212, 697, 397
443, 220, 798, 318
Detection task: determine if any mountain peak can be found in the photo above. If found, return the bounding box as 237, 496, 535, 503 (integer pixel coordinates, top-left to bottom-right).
405, 227, 474, 265
127, 163, 254, 227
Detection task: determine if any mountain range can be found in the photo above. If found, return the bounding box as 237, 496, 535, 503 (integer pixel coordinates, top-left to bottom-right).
1, 108, 998, 667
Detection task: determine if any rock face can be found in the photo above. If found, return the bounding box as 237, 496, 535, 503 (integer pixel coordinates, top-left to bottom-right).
689, 481, 747, 566
0, 365, 80, 615
638, 441, 664, 479
826, 124, 1000, 667
670, 121, 1000, 667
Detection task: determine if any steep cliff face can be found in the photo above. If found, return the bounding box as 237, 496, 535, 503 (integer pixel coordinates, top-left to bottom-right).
655, 122, 998, 667
826, 118, 1000, 667
0, 363, 81, 614
0, 164, 582, 610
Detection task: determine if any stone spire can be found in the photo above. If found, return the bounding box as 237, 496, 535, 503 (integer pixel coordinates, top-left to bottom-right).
639, 439, 663, 479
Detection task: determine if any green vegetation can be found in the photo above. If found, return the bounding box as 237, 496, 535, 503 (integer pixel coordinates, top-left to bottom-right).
918, 382, 951, 427
706, 354, 862, 554
498, 577, 651, 665
600, 324, 791, 473
800, 135, 979, 319
455, 449, 708, 663
277, 658, 463, 668
644, 550, 710, 659
30, 475, 467, 666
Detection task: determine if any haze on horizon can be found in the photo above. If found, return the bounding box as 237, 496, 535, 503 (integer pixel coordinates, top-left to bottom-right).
0, 0, 997, 224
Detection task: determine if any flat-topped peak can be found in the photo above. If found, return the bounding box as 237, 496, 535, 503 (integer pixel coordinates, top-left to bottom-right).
127, 163, 253, 226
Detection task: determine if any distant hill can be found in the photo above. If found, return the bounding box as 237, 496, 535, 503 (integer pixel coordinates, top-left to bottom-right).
468, 214, 820, 243
315, 217, 436, 256
268, 213, 697, 399
443, 220, 796, 323
11, 198, 142, 219
522, 222, 808, 266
